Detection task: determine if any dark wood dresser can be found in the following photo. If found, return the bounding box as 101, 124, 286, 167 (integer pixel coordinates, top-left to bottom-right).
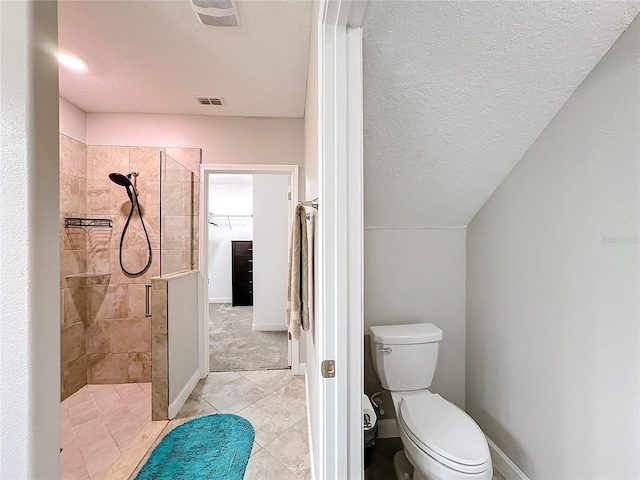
231, 240, 253, 306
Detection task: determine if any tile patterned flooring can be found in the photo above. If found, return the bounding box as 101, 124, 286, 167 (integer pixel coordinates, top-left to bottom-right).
60, 369, 309, 480
176, 369, 310, 480
60, 382, 152, 480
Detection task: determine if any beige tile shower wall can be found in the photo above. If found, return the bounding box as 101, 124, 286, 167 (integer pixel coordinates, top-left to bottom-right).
84, 145, 201, 385
151, 277, 168, 420
85, 145, 160, 385
59, 135, 201, 395
60, 134, 89, 400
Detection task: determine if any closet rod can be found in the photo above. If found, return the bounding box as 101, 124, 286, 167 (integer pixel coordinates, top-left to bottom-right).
208, 213, 253, 229
209, 214, 253, 218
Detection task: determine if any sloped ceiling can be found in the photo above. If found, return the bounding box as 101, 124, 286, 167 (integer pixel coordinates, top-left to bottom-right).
363, 1, 639, 228
58, 0, 312, 117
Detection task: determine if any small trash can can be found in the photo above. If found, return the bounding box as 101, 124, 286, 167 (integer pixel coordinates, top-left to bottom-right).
363, 394, 378, 469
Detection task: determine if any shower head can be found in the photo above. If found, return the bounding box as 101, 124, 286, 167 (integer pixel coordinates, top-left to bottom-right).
109, 172, 133, 188
109, 171, 140, 199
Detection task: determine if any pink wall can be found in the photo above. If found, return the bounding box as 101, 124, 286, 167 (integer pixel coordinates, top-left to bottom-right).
60, 97, 87, 143
86, 113, 304, 168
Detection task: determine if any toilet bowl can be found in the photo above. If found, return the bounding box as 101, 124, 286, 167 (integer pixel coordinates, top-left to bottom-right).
370, 323, 492, 480
392, 391, 492, 480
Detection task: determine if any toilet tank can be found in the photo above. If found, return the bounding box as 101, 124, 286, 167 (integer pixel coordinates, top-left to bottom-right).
369, 323, 443, 391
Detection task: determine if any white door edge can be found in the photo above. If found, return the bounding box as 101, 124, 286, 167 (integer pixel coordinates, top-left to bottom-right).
317, 1, 367, 478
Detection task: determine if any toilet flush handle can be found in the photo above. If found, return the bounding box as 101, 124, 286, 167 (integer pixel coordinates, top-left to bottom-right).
378, 347, 392, 353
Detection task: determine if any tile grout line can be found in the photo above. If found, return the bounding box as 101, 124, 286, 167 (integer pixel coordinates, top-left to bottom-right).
89, 388, 128, 455
71, 387, 101, 466
260, 422, 303, 478
61, 384, 154, 480
200, 376, 269, 414
153, 369, 309, 480
264, 446, 302, 480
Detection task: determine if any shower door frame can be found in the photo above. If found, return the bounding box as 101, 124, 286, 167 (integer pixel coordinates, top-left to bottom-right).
198, 164, 302, 376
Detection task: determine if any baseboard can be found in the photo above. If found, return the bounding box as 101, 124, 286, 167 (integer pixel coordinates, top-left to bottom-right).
296, 362, 306, 376
377, 418, 400, 439
305, 375, 316, 480
252, 323, 287, 332
486, 436, 529, 480
168, 370, 200, 419
209, 297, 231, 303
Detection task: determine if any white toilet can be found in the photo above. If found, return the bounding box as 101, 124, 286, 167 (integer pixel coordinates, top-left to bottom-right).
370, 323, 492, 480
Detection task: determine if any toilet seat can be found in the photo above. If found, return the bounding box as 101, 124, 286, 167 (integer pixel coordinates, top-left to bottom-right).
399, 394, 491, 475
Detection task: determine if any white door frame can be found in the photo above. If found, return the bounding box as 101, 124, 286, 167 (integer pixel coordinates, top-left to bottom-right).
198, 164, 303, 376
317, 1, 367, 478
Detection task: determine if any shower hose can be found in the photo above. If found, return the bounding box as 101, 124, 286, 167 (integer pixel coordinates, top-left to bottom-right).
119, 188, 152, 276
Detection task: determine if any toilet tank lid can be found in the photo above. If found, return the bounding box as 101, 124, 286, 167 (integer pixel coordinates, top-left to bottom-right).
369, 323, 443, 344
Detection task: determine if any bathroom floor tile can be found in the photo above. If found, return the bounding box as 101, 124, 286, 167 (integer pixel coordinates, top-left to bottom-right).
263, 419, 310, 480
60, 383, 151, 480
169, 368, 310, 480
62, 371, 309, 480
175, 396, 219, 419
103, 421, 167, 480
69, 406, 101, 427
73, 421, 112, 445
62, 390, 92, 410
272, 377, 306, 406
61, 441, 86, 472
191, 370, 242, 396
243, 448, 300, 480
199, 376, 268, 413
85, 449, 122, 480
61, 464, 91, 480
237, 392, 307, 446
244, 369, 296, 394
93, 396, 127, 416
78, 431, 119, 462
67, 399, 96, 418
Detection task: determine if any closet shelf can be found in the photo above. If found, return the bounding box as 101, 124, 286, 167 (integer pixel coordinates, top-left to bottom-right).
65, 217, 112, 228
208, 213, 253, 228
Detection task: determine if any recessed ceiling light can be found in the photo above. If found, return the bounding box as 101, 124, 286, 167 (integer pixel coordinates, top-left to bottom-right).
57, 52, 88, 72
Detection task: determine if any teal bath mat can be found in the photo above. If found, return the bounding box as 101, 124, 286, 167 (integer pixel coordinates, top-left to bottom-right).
135, 414, 254, 480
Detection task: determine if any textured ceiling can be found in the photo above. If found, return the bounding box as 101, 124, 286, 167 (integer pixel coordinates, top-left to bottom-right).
363, 1, 639, 228
58, 0, 312, 117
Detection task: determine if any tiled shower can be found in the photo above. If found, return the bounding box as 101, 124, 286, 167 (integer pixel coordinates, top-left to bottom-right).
59, 135, 200, 401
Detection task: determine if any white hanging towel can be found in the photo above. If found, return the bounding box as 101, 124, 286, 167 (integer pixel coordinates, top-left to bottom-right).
286, 205, 309, 339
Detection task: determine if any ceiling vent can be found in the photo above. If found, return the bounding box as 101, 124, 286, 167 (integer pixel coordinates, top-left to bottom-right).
189, 0, 239, 27
195, 97, 225, 106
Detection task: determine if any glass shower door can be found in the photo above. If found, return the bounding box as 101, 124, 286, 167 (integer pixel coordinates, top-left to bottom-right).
159, 152, 195, 276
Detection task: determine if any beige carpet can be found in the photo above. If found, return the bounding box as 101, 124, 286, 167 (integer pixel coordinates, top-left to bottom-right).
209, 303, 289, 372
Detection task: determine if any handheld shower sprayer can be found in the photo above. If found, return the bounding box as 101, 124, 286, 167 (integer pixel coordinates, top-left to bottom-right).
109, 171, 152, 276
108, 171, 139, 198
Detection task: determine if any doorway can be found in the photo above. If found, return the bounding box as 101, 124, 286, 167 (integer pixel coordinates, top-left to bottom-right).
199, 164, 302, 376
